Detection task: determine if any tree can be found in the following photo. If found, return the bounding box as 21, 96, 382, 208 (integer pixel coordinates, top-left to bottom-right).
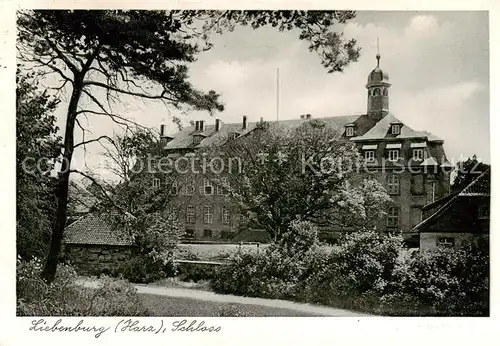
204, 119, 390, 240
451, 155, 490, 192
17, 10, 360, 282
16, 68, 62, 259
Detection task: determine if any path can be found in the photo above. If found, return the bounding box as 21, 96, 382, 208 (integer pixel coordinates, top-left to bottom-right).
79, 279, 370, 316
135, 284, 370, 317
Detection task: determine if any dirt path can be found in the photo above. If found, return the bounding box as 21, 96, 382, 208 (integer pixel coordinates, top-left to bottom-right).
134, 284, 370, 317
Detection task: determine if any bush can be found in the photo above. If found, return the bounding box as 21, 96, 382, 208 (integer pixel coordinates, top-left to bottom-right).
212, 221, 319, 299
17, 258, 148, 316
378, 243, 489, 316
177, 262, 218, 282
116, 255, 177, 284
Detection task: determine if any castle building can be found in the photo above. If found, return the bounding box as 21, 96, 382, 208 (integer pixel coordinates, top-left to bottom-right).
157, 54, 453, 245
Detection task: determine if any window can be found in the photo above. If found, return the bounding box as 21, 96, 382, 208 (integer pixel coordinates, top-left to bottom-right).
203, 179, 213, 195
391, 124, 401, 135
152, 178, 160, 188
387, 174, 400, 195
221, 207, 230, 225
411, 174, 425, 195
365, 150, 375, 163
346, 126, 354, 137
184, 179, 195, 195
186, 205, 195, 224
203, 205, 214, 224
413, 149, 424, 161
388, 149, 399, 161
221, 177, 229, 195
437, 237, 455, 248
170, 180, 178, 195
185, 229, 195, 238
373, 88, 381, 96
411, 208, 422, 227
383, 88, 388, 96
387, 207, 399, 228
478, 204, 489, 219
216, 179, 224, 195
228, 132, 238, 140
203, 229, 213, 238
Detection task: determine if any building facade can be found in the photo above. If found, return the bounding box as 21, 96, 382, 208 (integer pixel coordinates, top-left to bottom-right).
415, 169, 490, 250
157, 54, 452, 244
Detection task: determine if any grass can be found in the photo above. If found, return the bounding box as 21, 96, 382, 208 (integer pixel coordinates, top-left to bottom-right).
138, 294, 324, 317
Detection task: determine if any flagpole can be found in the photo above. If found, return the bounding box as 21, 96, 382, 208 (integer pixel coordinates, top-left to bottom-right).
276, 68, 280, 122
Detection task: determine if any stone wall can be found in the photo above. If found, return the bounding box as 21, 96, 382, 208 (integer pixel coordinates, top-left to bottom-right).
63, 244, 137, 276
420, 232, 488, 250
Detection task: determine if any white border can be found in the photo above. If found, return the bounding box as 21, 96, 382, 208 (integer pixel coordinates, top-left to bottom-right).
1, 1, 498, 345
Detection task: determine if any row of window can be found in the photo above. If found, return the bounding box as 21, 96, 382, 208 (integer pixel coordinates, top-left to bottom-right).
387, 206, 423, 228
152, 178, 230, 195
364, 148, 425, 162
346, 123, 401, 137
368, 88, 389, 97
186, 205, 231, 225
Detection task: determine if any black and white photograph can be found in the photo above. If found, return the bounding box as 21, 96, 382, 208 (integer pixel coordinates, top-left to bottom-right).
1, 3, 496, 340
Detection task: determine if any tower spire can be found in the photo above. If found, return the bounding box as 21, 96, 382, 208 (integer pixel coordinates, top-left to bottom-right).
376, 37, 380, 67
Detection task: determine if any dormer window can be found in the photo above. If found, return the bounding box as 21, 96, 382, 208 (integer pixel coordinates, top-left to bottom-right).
391, 124, 401, 135
413, 149, 425, 161
228, 132, 239, 140
193, 134, 204, 145
345, 125, 355, 137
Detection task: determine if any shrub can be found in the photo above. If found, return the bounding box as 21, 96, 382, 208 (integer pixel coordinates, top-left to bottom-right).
177, 262, 219, 282
378, 243, 489, 316
17, 257, 148, 316
116, 255, 177, 284
212, 221, 319, 299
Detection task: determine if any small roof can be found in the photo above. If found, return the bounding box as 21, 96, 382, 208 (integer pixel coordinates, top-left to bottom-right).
351, 114, 442, 142
420, 157, 439, 166
413, 169, 490, 232
64, 213, 134, 246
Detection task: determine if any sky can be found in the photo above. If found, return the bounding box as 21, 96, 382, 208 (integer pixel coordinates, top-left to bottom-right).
51, 10, 490, 180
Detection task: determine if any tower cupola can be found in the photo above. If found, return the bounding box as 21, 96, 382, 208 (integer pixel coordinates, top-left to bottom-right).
366, 52, 391, 121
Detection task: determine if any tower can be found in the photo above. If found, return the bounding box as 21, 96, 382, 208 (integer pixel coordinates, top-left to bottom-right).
366, 48, 391, 121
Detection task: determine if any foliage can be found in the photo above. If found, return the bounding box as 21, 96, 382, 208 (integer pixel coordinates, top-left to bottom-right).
16, 68, 62, 259
176, 262, 219, 282
111, 212, 182, 283
17, 10, 360, 281
17, 258, 148, 316
205, 119, 391, 240
377, 241, 489, 316
211, 228, 488, 316
451, 155, 490, 192
212, 221, 320, 299
116, 255, 177, 284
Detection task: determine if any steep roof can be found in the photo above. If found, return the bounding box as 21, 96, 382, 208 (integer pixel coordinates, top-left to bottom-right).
165, 114, 362, 150
63, 213, 134, 246
413, 168, 490, 232
351, 113, 442, 142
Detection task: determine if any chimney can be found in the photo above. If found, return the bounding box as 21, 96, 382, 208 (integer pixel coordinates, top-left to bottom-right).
199, 120, 205, 132
305, 113, 312, 119
160, 124, 166, 136
242, 115, 247, 130
260, 117, 264, 123
195, 121, 200, 131
215, 119, 221, 131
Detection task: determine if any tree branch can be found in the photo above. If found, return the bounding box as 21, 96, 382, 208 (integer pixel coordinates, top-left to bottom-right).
69, 169, 133, 218
74, 135, 115, 149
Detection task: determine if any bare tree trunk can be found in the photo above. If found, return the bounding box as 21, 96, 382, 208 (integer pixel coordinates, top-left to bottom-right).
41, 78, 83, 283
